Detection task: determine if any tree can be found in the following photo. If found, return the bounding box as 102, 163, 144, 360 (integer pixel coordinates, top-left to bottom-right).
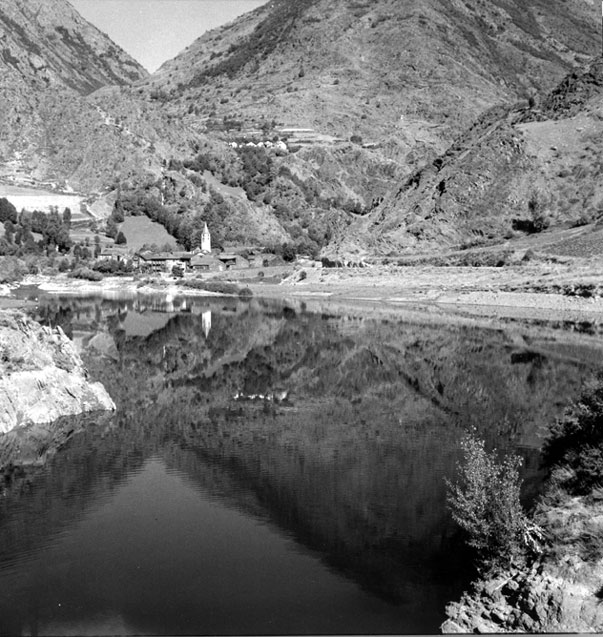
446, 431, 542, 568
112, 202, 124, 223
542, 374, 603, 495
62, 207, 72, 229
22, 231, 38, 254
4, 220, 15, 244
115, 231, 127, 245
0, 198, 17, 224
281, 243, 296, 262
42, 213, 72, 253
106, 218, 118, 239
31, 210, 47, 233
19, 210, 32, 230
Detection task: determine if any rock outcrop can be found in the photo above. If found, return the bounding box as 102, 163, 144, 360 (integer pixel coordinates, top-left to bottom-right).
0, 310, 115, 433
442, 495, 603, 633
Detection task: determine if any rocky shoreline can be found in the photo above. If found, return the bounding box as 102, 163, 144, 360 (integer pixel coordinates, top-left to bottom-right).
0, 309, 115, 434
442, 490, 603, 633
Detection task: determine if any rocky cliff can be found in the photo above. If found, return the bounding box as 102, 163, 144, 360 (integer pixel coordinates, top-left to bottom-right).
0, 310, 115, 433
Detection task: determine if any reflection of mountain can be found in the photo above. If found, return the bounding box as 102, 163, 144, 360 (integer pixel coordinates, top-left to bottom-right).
2, 297, 601, 633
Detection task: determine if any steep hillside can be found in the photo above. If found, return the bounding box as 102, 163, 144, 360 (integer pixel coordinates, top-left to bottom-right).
0, 0, 600, 256
145, 0, 598, 158
0, 0, 161, 194
0, 0, 147, 93
117, 0, 600, 254
327, 59, 603, 258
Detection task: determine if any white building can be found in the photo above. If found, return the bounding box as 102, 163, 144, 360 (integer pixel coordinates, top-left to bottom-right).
201, 222, 211, 253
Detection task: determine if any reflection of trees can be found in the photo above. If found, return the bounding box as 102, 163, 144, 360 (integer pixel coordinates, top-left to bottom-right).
2, 297, 602, 623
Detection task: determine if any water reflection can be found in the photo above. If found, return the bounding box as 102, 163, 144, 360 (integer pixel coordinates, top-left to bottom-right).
0, 291, 602, 634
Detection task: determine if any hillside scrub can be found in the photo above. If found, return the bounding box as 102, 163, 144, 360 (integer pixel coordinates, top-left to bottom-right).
0, 257, 29, 283
443, 378, 603, 632
542, 373, 603, 496
178, 278, 253, 297
68, 267, 103, 282
446, 431, 542, 570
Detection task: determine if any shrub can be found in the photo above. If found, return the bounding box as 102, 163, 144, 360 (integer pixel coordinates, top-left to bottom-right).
68, 267, 103, 282
238, 287, 253, 299
447, 431, 540, 568
0, 257, 28, 283
178, 278, 243, 295
542, 374, 603, 495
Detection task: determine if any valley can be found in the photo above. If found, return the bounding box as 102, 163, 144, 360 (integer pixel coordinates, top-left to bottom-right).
1, 0, 601, 263
1, 0, 603, 634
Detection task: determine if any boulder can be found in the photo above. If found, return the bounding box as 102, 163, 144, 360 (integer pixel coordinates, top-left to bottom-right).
0, 310, 115, 433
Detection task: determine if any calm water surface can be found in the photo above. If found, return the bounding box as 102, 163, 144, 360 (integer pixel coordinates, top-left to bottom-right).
0, 292, 601, 635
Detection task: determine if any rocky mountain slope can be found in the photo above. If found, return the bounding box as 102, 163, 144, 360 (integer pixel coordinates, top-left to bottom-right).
0, 0, 600, 256
0, 0, 160, 194
146, 0, 597, 157
327, 58, 603, 259
0, 310, 114, 433
127, 0, 601, 255
0, 0, 147, 93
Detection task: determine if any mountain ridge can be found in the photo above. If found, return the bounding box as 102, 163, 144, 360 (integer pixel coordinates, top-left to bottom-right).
0, 0, 147, 93
326, 58, 603, 259
144, 0, 598, 155
1, 0, 602, 259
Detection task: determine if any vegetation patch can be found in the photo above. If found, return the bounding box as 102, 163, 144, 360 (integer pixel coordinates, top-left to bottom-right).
542, 374, 603, 496
446, 431, 542, 569
68, 267, 103, 282
119, 216, 177, 251
178, 278, 253, 297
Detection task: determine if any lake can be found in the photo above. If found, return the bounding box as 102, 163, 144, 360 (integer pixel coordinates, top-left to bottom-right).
0, 291, 601, 635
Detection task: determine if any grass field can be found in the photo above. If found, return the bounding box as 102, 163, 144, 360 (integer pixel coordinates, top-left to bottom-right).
119, 216, 178, 251
69, 215, 177, 253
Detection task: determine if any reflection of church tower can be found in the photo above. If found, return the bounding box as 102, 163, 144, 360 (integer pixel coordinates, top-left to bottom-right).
201, 222, 211, 253
201, 310, 211, 338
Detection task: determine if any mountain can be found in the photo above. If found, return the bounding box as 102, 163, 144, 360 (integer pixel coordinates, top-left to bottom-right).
127, 0, 600, 255
0, 0, 147, 93
0, 0, 156, 193
0, 0, 600, 257
145, 0, 598, 156
327, 58, 603, 258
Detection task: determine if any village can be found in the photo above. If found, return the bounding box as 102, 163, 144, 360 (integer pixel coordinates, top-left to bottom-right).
95, 221, 315, 278
98, 222, 256, 275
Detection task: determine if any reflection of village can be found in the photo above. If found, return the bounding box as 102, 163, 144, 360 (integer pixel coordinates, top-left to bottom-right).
56, 294, 224, 342
30, 292, 379, 413
34, 293, 307, 407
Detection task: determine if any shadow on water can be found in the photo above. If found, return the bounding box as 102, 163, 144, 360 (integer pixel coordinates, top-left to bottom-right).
0, 291, 601, 634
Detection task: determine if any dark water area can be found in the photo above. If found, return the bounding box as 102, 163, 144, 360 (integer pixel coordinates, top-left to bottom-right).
0, 291, 602, 635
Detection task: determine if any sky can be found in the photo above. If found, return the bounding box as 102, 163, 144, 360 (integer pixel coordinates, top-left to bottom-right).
69, 0, 268, 73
